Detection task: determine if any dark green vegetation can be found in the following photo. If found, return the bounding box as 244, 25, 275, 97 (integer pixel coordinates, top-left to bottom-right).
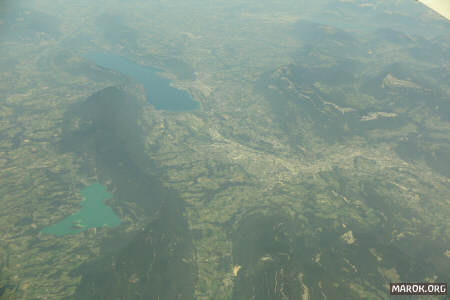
396, 134, 450, 178
62, 86, 196, 299
73, 198, 196, 300
258, 22, 450, 176
60, 85, 167, 216
231, 168, 450, 300
0, 264, 16, 300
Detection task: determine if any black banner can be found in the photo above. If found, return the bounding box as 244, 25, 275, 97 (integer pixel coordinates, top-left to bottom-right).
390, 283, 447, 296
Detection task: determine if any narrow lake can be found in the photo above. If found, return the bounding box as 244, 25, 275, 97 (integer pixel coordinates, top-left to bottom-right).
85, 53, 199, 111
42, 183, 121, 236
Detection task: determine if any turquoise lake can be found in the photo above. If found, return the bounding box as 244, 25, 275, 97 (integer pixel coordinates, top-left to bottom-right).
85, 53, 199, 111
42, 183, 121, 236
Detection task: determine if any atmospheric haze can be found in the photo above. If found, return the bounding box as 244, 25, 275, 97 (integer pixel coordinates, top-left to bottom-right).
0, 0, 449, 299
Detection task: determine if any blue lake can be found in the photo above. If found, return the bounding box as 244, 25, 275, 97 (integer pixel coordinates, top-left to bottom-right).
85, 53, 199, 111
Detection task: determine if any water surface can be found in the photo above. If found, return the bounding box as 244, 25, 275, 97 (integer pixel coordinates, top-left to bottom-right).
42, 183, 121, 236
85, 53, 199, 111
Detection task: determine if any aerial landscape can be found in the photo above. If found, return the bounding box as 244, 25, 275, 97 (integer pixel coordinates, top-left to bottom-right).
0, 0, 449, 299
